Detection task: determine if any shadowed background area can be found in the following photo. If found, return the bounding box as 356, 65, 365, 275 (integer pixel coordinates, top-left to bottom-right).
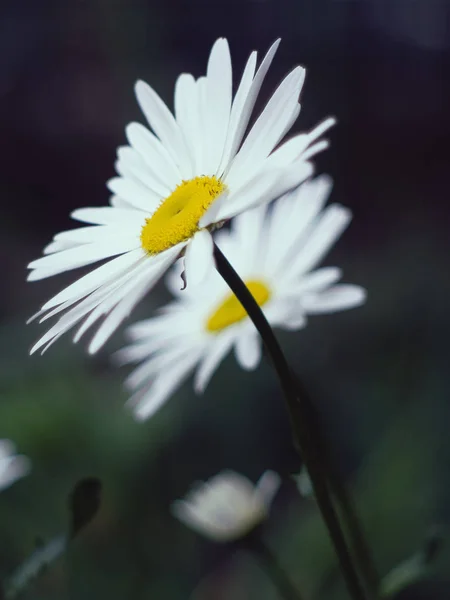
1, 0, 450, 598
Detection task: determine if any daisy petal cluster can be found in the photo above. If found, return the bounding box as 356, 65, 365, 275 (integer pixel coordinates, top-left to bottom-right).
27, 38, 334, 356
172, 470, 281, 542
116, 176, 366, 421
0, 439, 31, 492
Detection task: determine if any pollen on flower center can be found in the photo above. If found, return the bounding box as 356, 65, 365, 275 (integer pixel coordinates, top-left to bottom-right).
140, 176, 226, 255
206, 280, 271, 333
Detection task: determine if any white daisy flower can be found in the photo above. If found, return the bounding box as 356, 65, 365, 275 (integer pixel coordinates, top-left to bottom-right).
116, 176, 366, 421
0, 439, 31, 492
172, 470, 281, 542
27, 37, 335, 355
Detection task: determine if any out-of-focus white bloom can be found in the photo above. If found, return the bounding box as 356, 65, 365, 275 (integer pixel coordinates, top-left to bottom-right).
172, 470, 281, 542
292, 466, 313, 497
7, 536, 66, 598
117, 176, 366, 421
0, 439, 31, 492
27, 37, 334, 356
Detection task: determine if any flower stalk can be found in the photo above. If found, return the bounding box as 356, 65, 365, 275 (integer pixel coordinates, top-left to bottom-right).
213, 243, 368, 600
291, 373, 379, 598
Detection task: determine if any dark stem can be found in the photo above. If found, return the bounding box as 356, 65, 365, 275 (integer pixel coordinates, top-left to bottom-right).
248, 535, 304, 600
213, 243, 367, 600
292, 374, 379, 598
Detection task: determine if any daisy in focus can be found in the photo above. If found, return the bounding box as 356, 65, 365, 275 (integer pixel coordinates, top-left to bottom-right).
172, 470, 281, 542
117, 176, 366, 421
27, 38, 335, 355
0, 439, 31, 492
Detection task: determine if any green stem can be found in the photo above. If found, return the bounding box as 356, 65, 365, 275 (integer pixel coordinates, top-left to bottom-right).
213, 244, 368, 600
292, 374, 379, 598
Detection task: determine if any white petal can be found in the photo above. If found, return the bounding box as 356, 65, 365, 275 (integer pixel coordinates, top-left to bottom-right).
174, 73, 200, 173
305, 117, 337, 146
266, 160, 315, 202
0, 440, 15, 459
116, 146, 170, 198
126, 122, 181, 189
73, 259, 159, 344
71, 206, 144, 226
266, 176, 333, 274
39, 248, 145, 311
282, 312, 307, 330
203, 38, 232, 174
277, 102, 301, 141
221, 40, 281, 177
231, 203, 268, 269
0, 455, 31, 491
134, 80, 192, 178
194, 331, 236, 393
28, 237, 139, 277
300, 140, 330, 162
87, 247, 180, 354
129, 346, 204, 421
302, 285, 367, 314
264, 117, 336, 171
227, 66, 305, 188
30, 252, 158, 354
264, 133, 313, 168
234, 331, 262, 371
216, 50, 257, 174
53, 224, 132, 245
290, 267, 342, 294
255, 470, 281, 508
30, 292, 106, 355
217, 168, 281, 222
198, 189, 229, 229
193, 76, 208, 174
42, 240, 77, 255
184, 230, 215, 287
107, 177, 161, 213
110, 194, 140, 211
124, 343, 190, 389
38, 254, 146, 328
171, 500, 224, 540
291, 204, 352, 275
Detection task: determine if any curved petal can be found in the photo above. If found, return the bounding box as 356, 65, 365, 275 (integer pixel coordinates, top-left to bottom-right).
183, 230, 215, 287
221, 39, 281, 177
234, 331, 262, 371
28, 237, 140, 278
107, 177, 161, 214
116, 146, 170, 198
134, 80, 192, 178
290, 204, 352, 276
71, 207, 144, 226
302, 284, 367, 314
204, 38, 232, 175
194, 330, 235, 393
226, 66, 305, 188
255, 470, 281, 508
128, 346, 204, 421
125, 122, 181, 190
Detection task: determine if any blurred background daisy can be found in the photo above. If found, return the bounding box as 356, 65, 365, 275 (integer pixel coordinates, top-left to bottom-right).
117, 176, 365, 421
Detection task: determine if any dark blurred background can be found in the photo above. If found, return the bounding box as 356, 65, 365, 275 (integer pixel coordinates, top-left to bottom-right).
1, 0, 450, 598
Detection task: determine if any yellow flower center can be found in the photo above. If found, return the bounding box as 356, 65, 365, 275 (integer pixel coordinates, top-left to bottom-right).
206, 280, 271, 333
140, 176, 226, 254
